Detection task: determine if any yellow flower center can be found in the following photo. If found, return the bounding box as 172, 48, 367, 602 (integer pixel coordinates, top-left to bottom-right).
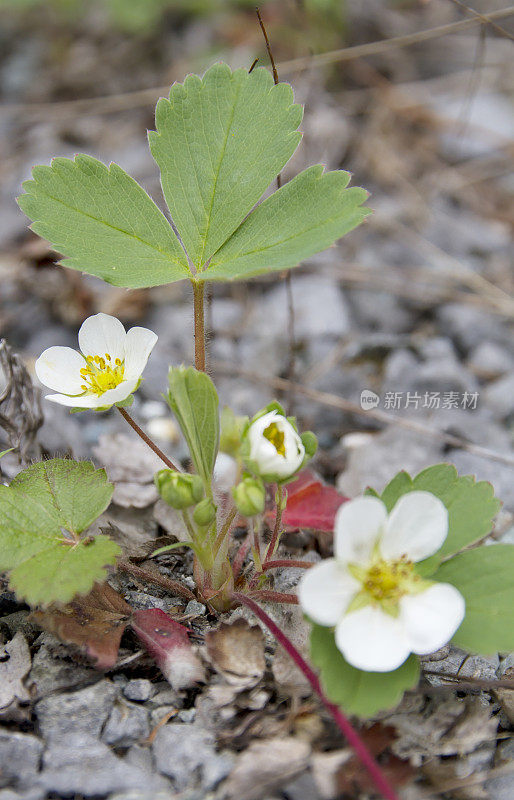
348, 554, 424, 616
363, 558, 415, 603
79, 354, 125, 396
263, 422, 286, 457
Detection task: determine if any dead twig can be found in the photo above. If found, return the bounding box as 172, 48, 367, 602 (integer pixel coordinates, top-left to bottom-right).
213, 361, 514, 469
4, 7, 513, 119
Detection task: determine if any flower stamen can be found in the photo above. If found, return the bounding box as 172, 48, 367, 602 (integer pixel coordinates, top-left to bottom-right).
79, 352, 125, 396
263, 422, 286, 457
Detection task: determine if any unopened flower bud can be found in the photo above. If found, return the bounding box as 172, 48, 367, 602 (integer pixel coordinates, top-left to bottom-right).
155, 470, 204, 509
232, 477, 266, 517
193, 497, 217, 527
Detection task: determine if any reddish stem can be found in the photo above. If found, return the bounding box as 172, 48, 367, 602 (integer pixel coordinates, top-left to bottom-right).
117, 407, 182, 472
232, 535, 252, 581
262, 559, 314, 571
264, 484, 284, 563
233, 593, 400, 800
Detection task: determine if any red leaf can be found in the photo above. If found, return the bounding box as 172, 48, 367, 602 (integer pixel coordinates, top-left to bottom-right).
131, 608, 205, 690
266, 470, 348, 533
31, 582, 131, 670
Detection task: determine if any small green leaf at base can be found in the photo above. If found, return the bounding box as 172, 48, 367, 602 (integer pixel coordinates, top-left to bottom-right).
9, 535, 120, 608
310, 622, 420, 717
0, 458, 118, 607
433, 544, 514, 654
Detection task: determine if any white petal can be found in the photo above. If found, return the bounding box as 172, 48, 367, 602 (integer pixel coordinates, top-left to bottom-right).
35, 347, 85, 394
78, 313, 126, 361
45, 378, 138, 409
335, 605, 411, 672
400, 583, 465, 655
123, 326, 158, 380
381, 491, 448, 562
334, 496, 387, 565
298, 559, 359, 627
247, 411, 304, 478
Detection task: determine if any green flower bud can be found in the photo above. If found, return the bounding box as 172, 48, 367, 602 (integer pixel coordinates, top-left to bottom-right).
193, 497, 217, 527
155, 470, 204, 510
219, 406, 247, 458
232, 476, 266, 517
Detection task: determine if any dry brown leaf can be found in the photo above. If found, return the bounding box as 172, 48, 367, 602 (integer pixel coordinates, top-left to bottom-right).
0, 632, 31, 709
205, 618, 265, 689
224, 737, 311, 800
31, 582, 131, 670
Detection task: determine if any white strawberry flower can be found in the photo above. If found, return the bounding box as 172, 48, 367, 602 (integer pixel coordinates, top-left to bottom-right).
298, 492, 465, 672
35, 313, 157, 410
246, 409, 305, 481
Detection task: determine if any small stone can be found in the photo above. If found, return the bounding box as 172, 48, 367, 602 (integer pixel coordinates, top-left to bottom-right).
152, 722, 233, 792
437, 304, 509, 354
36, 679, 118, 742
0, 611, 40, 643
102, 700, 150, 747
29, 634, 99, 698
177, 708, 196, 723
40, 734, 160, 796
123, 679, 155, 703
484, 372, 514, 419
468, 341, 514, 378
184, 600, 206, 617
498, 653, 514, 677
0, 731, 43, 790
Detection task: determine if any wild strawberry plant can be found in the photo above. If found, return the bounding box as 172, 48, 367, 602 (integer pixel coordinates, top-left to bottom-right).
1, 60, 513, 800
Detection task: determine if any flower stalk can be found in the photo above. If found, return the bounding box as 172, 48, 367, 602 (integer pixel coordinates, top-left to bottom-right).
117, 407, 182, 472
233, 593, 400, 800
192, 280, 206, 372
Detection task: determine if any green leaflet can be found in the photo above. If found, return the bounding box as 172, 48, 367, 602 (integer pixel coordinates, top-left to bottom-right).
149, 63, 303, 269
166, 367, 220, 492
19, 64, 370, 288
18, 155, 190, 288
0, 459, 119, 607
371, 463, 501, 573
204, 165, 370, 281
433, 544, 514, 654
310, 623, 420, 717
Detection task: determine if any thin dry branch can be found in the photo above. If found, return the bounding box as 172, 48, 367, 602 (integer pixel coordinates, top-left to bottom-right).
213, 361, 514, 469
3, 7, 513, 119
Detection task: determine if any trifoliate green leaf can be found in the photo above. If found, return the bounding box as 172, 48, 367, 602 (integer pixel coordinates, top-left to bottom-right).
374, 464, 501, 569
433, 544, 514, 654
149, 63, 303, 269
310, 623, 419, 717
17, 155, 190, 288
166, 367, 219, 492
204, 165, 370, 281
0, 459, 118, 607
